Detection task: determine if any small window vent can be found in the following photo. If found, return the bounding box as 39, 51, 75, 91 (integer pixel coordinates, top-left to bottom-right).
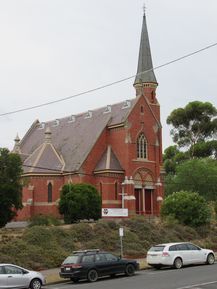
53, 119, 59, 127
103, 105, 111, 114
68, 115, 76, 123
84, 111, 93, 119
38, 122, 45, 129
122, 100, 131, 109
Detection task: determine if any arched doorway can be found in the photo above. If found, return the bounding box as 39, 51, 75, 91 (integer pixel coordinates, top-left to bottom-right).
134, 169, 154, 215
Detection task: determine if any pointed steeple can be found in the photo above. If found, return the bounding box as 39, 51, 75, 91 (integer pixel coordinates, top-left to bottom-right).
13, 133, 21, 153
134, 10, 158, 100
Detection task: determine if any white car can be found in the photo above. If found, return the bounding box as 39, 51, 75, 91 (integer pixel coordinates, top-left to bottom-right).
0, 264, 46, 289
147, 242, 215, 269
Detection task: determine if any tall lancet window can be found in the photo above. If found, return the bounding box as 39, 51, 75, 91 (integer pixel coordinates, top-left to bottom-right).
137, 133, 147, 159
48, 182, 52, 203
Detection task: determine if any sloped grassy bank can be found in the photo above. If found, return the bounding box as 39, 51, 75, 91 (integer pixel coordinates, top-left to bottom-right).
1, 216, 217, 270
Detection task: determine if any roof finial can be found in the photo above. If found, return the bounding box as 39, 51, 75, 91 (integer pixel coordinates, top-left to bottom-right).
14, 133, 21, 153
45, 127, 52, 143
143, 3, 146, 15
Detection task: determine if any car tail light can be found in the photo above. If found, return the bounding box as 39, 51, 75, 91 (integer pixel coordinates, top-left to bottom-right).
62, 264, 83, 269
162, 252, 170, 257
71, 264, 83, 269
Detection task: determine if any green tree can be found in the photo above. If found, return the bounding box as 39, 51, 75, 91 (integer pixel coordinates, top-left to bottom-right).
0, 148, 23, 227
167, 101, 217, 158
165, 158, 217, 200
160, 191, 212, 227
191, 140, 217, 159
59, 183, 101, 223
163, 145, 189, 174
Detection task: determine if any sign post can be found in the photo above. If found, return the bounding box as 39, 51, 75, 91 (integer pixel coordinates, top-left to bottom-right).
119, 227, 124, 258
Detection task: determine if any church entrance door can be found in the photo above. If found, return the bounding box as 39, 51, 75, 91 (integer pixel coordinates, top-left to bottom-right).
145, 189, 152, 214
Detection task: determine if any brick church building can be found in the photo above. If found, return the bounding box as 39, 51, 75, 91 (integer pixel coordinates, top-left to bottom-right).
13, 12, 164, 220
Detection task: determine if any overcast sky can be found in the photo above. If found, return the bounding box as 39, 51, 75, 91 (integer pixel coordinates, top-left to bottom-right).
0, 0, 217, 151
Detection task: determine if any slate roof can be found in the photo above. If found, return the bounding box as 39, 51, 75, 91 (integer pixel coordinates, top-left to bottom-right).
18, 99, 136, 173
134, 12, 157, 85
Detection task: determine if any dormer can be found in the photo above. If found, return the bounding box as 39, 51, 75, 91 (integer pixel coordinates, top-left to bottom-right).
122, 100, 131, 109
103, 105, 111, 114
53, 119, 60, 127
38, 122, 45, 130
84, 111, 93, 119
68, 115, 76, 123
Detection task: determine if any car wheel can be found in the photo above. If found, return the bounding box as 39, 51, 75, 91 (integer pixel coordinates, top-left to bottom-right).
29, 278, 42, 289
125, 264, 135, 276
173, 257, 183, 269
87, 269, 98, 282
206, 253, 215, 265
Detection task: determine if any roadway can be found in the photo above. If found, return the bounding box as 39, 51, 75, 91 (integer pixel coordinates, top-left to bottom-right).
46, 263, 217, 289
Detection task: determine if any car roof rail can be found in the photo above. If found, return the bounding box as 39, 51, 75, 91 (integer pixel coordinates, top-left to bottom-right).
73, 249, 100, 254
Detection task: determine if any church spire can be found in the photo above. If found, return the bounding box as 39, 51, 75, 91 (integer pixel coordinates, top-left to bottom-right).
134, 9, 157, 95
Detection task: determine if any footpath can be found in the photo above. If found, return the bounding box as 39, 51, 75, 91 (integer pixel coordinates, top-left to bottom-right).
41, 258, 148, 285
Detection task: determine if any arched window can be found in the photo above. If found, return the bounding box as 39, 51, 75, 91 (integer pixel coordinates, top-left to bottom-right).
48, 182, 52, 203
137, 133, 147, 159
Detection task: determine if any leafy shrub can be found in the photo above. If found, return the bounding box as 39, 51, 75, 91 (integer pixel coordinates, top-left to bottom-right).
28, 214, 61, 227
59, 183, 101, 223
161, 191, 212, 227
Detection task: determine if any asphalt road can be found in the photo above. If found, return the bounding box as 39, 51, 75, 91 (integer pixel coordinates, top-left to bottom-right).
46, 263, 217, 289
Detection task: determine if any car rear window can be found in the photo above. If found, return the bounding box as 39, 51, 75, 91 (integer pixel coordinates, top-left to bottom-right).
176, 244, 188, 251
81, 255, 94, 263
169, 245, 178, 251
63, 255, 80, 264
149, 246, 165, 252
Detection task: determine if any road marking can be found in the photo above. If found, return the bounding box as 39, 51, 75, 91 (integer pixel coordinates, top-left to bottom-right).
176, 280, 217, 289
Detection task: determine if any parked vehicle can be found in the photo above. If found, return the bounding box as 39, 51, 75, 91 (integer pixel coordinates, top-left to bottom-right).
59, 249, 139, 282
147, 242, 215, 269
0, 263, 45, 289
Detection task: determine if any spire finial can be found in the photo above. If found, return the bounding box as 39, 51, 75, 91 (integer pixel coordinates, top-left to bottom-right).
143, 3, 146, 15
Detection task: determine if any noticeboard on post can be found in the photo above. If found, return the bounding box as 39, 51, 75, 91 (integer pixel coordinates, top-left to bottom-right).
102, 208, 128, 217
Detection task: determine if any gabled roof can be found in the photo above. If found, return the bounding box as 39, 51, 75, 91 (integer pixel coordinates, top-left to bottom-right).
94, 145, 124, 174
134, 12, 157, 85
18, 99, 136, 172
23, 142, 65, 174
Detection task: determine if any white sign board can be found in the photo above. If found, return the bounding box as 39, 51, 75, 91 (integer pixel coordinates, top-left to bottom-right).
123, 195, 136, 200
102, 208, 128, 217
119, 227, 124, 237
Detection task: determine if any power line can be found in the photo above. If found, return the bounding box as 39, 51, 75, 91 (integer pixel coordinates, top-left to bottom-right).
1, 42, 217, 118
